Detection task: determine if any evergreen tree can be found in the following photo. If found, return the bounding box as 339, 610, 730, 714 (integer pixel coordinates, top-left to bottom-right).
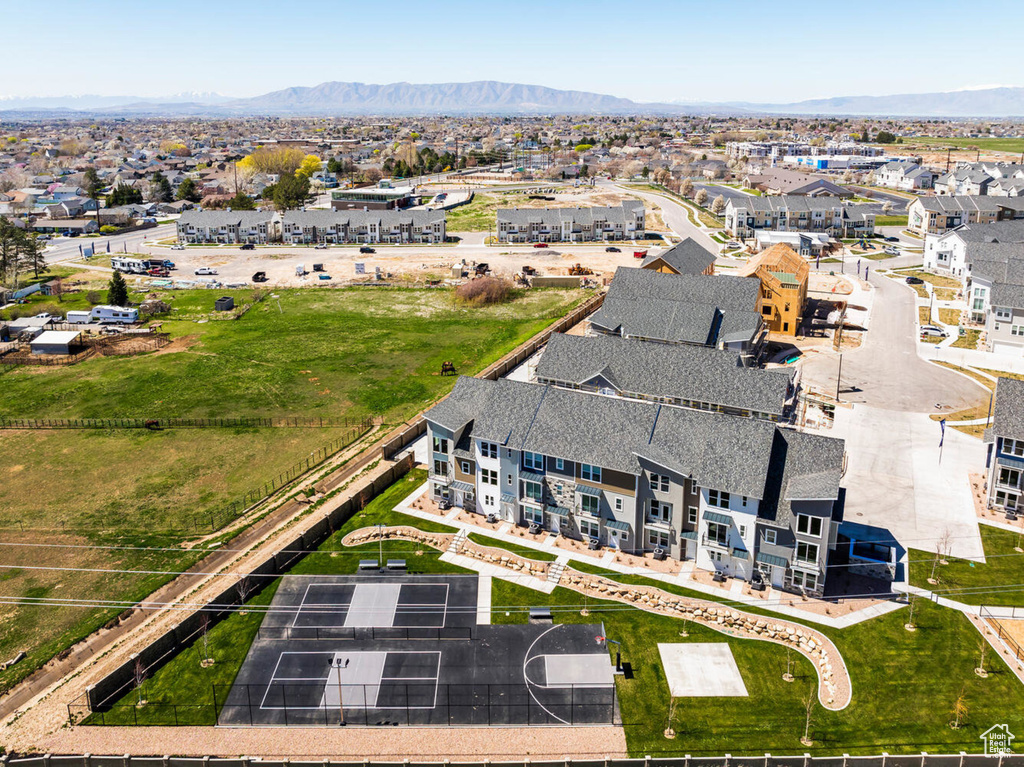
106, 183, 143, 207
227, 191, 256, 210
150, 172, 173, 203
83, 167, 102, 199
176, 177, 201, 203
107, 271, 129, 307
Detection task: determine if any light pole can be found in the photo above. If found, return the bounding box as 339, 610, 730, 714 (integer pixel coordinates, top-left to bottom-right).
326, 656, 349, 725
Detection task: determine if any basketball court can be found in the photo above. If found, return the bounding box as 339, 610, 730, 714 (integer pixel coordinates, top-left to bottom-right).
218, 574, 618, 727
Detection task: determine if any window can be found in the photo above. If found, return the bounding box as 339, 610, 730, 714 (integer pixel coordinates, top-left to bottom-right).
479, 441, 498, 459
1013, 325, 1024, 337
647, 529, 670, 549
581, 464, 602, 482
580, 495, 600, 515
708, 489, 730, 508
706, 521, 728, 546
763, 529, 777, 545
739, 525, 747, 538
523, 451, 544, 471
523, 480, 543, 502
614, 498, 623, 512
432, 436, 449, 453
481, 469, 498, 486
579, 518, 600, 539
484, 495, 494, 506
741, 496, 747, 507
433, 459, 448, 477
506, 474, 512, 485
796, 541, 819, 563
555, 457, 565, 471
649, 473, 670, 492
648, 500, 672, 523
996, 490, 1020, 509
522, 505, 544, 524
797, 515, 823, 537
1004, 439, 1024, 457
791, 569, 817, 591
460, 460, 471, 475
688, 506, 698, 524
999, 467, 1022, 488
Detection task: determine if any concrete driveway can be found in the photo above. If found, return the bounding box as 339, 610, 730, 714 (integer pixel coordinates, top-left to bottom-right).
832, 405, 985, 561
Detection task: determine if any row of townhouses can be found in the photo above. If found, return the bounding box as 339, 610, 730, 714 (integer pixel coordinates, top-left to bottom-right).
175, 209, 446, 244
723, 195, 876, 240
986, 377, 1024, 515
425, 375, 844, 596
935, 162, 1024, 197
586, 267, 768, 362
923, 220, 1024, 356
495, 201, 645, 243
873, 161, 936, 191
907, 195, 1024, 236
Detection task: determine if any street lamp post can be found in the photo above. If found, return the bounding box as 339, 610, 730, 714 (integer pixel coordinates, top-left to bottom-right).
326, 656, 349, 725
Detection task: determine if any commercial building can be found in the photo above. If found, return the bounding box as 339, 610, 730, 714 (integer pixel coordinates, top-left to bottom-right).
330, 183, 416, 211
425, 375, 845, 597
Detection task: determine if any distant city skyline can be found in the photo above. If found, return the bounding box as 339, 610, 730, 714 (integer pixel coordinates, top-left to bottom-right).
3, 0, 1024, 104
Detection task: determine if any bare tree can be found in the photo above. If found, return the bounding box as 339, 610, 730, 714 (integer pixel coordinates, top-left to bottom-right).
938, 529, 953, 564
783, 646, 795, 682
976, 640, 989, 678
800, 684, 816, 746
694, 188, 709, 207
949, 686, 968, 729
711, 195, 726, 215
664, 696, 679, 739
133, 657, 147, 707
905, 595, 917, 631
199, 613, 213, 667
235, 575, 254, 613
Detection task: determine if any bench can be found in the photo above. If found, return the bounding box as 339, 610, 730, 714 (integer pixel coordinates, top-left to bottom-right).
358, 559, 379, 571
386, 559, 407, 571
529, 607, 553, 622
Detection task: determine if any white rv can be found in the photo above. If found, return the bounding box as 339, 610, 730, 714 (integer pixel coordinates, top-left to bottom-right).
111, 257, 147, 274
89, 305, 139, 324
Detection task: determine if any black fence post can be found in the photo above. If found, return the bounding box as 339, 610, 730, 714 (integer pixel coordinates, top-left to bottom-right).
247, 683, 254, 726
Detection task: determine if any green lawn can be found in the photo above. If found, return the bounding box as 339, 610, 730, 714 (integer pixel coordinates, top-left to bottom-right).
491, 578, 1024, 755
953, 329, 982, 350
0, 288, 581, 697
466, 532, 558, 561
910, 525, 1024, 606
875, 215, 909, 227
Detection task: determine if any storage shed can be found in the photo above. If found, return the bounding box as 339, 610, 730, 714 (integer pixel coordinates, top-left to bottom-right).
30, 330, 82, 355
214, 296, 235, 312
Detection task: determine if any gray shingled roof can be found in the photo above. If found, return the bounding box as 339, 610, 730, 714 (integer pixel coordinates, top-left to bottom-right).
993, 377, 1024, 442
497, 200, 642, 229
177, 210, 274, 227
283, 209, 444, 228
640, 237, 716, 275
535, 333, 793, 416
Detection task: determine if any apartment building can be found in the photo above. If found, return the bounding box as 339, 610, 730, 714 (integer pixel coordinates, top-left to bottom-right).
738, 243, 809, 337
873, 161, 935, 191
986, 377, 1024, 515
175, 210, 277, 244
533, 333, 796, 422
587, 267, 767, 361
639, 237, 716, 276
723, 195, 875, 240
907, 196, 1024, 236
934, 162, 1024, 197
281, 209, 445, 244
496, 201, 645, 243
424, 376, 844, 597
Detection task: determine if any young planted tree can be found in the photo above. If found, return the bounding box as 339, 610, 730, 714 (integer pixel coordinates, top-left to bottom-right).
134, 657, 147, 707
107, 271, 129, 307
905, 595, 918, 631
199, 613, 214, 667
976, 640, 989, 678
235, 575, 254, 614
694, 188, 709, 207
783, 646, 795, 682
950, 687, 969, 729
800, 684, 816, 746
664, 696, 679, 739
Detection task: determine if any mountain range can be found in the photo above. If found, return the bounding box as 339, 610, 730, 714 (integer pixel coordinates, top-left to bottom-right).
3, 81, 1024, 117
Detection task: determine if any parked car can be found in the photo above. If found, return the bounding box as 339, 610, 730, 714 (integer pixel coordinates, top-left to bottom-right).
147, 268, 169, 277
905, 276, 924, 285
359, 246, 375, 254
170, 244, 185, 251
920, 326, 948, 338
314, 243, 328, 249
884, 236, 899, 243
884, 246, 900, 256
195, 267, 218, 275
605, 246, 620, 253
533, 242, 549, 248
252, 271, 268, 283
240, 243, 255, 250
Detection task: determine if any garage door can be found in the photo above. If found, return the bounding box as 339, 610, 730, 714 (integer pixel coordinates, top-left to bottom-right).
992, 341, 1024, 356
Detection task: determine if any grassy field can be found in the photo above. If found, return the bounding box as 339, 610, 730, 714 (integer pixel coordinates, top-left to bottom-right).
909, 525, 1024, 606
901, 137, 1024, 154
0, 287, 582, 696
466, 532, 558, 561
875, 215, 909, 227
84, 470, 1024, 753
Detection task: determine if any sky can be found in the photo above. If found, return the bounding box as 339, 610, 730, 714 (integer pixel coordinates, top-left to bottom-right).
4, 0, 1024, 104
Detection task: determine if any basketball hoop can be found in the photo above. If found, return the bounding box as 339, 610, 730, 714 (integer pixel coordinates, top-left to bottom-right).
595, 635, 605, 644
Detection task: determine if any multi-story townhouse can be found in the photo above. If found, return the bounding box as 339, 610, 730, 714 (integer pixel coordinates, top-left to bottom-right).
969, 255, 1024, 354
425, 376, 845, 597
723, 196, 875, 240
873, 161, 935, 191
639, 237, 716, 276
988, 178, 1024, 197
587, 267, 767, 362
934, 169, 992, 196
924, 220, 1024, 277
280, 209, 445, 244
986, 377, 1024, 515
907, 196, 1024, 236
495, 201, 645, 243
738, 243, 809, 337
175, 210, 277, 244
533, 332, 797, 422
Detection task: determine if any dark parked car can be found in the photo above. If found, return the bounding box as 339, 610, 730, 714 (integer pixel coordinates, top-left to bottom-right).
359, 246, 375, 254
905, 276, 924, 285
240, 243, 255, 250
884, 236, 899, 242
605, 246, 620, 252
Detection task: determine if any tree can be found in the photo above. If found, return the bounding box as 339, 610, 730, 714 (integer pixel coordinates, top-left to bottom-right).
695, 188, 709, 207
711, 194, 726, 215
0, 217, 26, 282
263, 173, 310, 211
199, 614, 213, 667
83, 167, 102, 199
949, 687, 968, 729
176, 177, 201, 203
876, 130, 897, 144
679, 178, 695, 198
296, 154, 321, 179
224, 191, 255, 210
150, 172, 172, 203
106, 183, 143, 207
134, 657, 147, 707
17, 233, 46, 279
107, 271, 129, 307
800, 684, 816, 746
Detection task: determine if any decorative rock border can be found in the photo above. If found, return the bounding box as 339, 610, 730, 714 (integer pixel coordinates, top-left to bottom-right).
343, 526, 852, 711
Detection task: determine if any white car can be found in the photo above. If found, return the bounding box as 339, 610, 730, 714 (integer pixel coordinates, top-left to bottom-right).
884, 246, 900, 256
194, 267, 218, 275
170, 244, 185, 251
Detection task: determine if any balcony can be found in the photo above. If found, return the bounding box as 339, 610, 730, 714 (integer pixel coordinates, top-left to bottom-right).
701, 534, 730, 551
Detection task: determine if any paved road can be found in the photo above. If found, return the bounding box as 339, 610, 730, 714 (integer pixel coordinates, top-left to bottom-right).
800, 263, 987, 413
850, 186, 912, 214
607, 181, 718, 251
691, 182, 753, 205
43, 224, 176, 266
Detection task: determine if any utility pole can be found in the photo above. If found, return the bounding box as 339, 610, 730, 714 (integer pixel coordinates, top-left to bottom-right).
835, 352, 843, 403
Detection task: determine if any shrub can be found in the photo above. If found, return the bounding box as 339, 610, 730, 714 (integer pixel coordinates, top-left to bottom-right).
99, 225, 119, 234
86, 291, 102, 304
455, 276, 513, 306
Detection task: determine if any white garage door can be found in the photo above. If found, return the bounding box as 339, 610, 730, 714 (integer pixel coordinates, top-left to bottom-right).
992, 341, 1024, 357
